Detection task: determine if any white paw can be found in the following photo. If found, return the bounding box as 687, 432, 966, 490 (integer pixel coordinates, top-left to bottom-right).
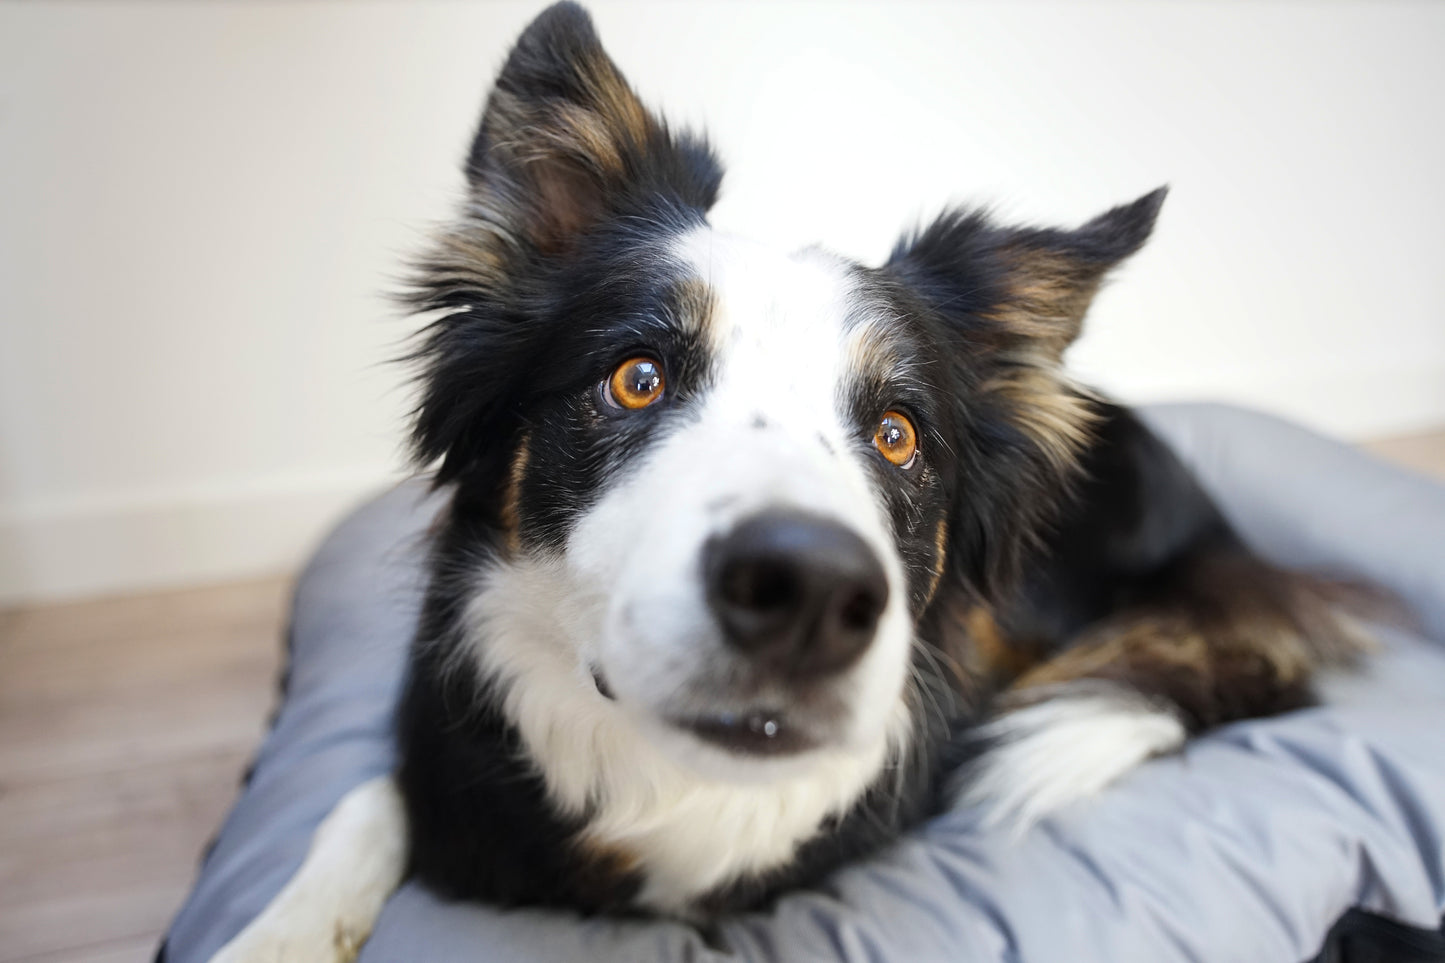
209, 909, 371, 963
957, 683, 1186, 835
207, 776, 407, 963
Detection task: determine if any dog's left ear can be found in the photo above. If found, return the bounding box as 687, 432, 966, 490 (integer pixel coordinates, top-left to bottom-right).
888, 188, 1166, 596
892, 187, 1167, 360
988, 187, 1167, 356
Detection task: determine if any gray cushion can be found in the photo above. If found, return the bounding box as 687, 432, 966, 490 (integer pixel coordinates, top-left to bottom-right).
161, 403, 1445, 962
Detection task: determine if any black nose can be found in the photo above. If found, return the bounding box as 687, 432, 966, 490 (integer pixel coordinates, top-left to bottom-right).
704, 511, 889, 677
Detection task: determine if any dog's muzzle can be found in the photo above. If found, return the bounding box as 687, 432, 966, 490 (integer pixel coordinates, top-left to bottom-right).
637, 509, 889, 755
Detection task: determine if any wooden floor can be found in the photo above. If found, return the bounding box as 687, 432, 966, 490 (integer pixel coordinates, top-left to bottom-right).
2, 430, 1443, 962
0, 579, 288, 963
1361, 427, 1445, 482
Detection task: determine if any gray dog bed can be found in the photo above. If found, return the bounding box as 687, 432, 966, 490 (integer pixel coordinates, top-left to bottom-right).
160, 403, 1445, 962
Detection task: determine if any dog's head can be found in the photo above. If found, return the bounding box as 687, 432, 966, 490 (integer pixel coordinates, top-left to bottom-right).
407, 3, 1161, 778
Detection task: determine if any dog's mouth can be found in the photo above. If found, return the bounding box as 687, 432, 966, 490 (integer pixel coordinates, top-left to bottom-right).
675, 708, 815, 756
591, 667, 816, 756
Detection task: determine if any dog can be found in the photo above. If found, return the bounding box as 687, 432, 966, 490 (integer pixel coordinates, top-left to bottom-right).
210, 3, 1369, 958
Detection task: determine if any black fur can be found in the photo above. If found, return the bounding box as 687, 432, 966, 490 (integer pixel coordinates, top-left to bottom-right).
397, 503, 644, 909
993, 405, 1224, 648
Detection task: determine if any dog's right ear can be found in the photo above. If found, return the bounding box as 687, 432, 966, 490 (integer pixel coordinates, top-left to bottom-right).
432, 2, 720, 295
469, 2, 721, 250
406, 3, 722, 486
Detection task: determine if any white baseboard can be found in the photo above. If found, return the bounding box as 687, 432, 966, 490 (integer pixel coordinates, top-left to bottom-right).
0, 468, 407, 606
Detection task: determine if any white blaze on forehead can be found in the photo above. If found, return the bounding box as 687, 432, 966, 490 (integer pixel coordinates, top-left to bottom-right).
654, 226, 904, 551
676, 227, 874, 440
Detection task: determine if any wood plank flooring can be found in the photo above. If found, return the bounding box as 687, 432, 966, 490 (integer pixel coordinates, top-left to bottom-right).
1362, 426, 1445, 482
1, 431, 1442, 961
0, 579, 288, 962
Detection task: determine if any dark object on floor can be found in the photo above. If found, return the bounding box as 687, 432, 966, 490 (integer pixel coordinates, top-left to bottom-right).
1310, 910, 1445, 963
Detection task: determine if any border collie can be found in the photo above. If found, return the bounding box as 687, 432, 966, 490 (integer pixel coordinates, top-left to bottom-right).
211, 4, 1367, 959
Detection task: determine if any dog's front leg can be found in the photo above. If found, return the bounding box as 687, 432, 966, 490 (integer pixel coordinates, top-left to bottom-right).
208, 775, 407, 963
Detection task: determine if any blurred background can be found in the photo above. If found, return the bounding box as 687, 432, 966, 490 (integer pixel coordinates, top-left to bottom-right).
0, 2, 1442, 960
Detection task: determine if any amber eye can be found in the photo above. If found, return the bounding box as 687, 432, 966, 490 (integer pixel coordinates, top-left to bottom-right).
604, 356, 665, 410
873, 410, 918, 468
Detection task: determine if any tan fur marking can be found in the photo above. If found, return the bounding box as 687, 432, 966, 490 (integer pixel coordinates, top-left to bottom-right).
1014, 620, 1211, 692
331, 923, 363, 963
962, 604, 1037, 680
570, 835, 643, 906
575, 44, 652, 160
545, 102, 627, 175
921, 518, 949, 605
986, 246, 1102, 354
932, 517, 949, 580
574, 835, 642, 873
423, 225, 514, 293
496, 47, 651, 183
1007, 566, 1376, 729
672, 276, 718, 343
977, 242, 1111, 476
983, 360, 1099, 473
842, 317, 901, 384
500, 431, 531, 553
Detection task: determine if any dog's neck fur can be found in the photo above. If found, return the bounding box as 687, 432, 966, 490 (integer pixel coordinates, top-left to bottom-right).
465, 550, 916, 911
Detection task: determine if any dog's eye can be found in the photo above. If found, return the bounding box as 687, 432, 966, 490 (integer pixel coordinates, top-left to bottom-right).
873, 410, 918, 468
603, 356, 665, 410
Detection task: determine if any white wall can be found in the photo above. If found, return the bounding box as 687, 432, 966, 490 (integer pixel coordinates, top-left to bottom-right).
2, 1, 1442, 603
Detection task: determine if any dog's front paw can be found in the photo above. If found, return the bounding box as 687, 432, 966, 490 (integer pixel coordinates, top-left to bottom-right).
956, 683, 1186, 834
208, 907, 373, 963
208, 777, 406, 963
